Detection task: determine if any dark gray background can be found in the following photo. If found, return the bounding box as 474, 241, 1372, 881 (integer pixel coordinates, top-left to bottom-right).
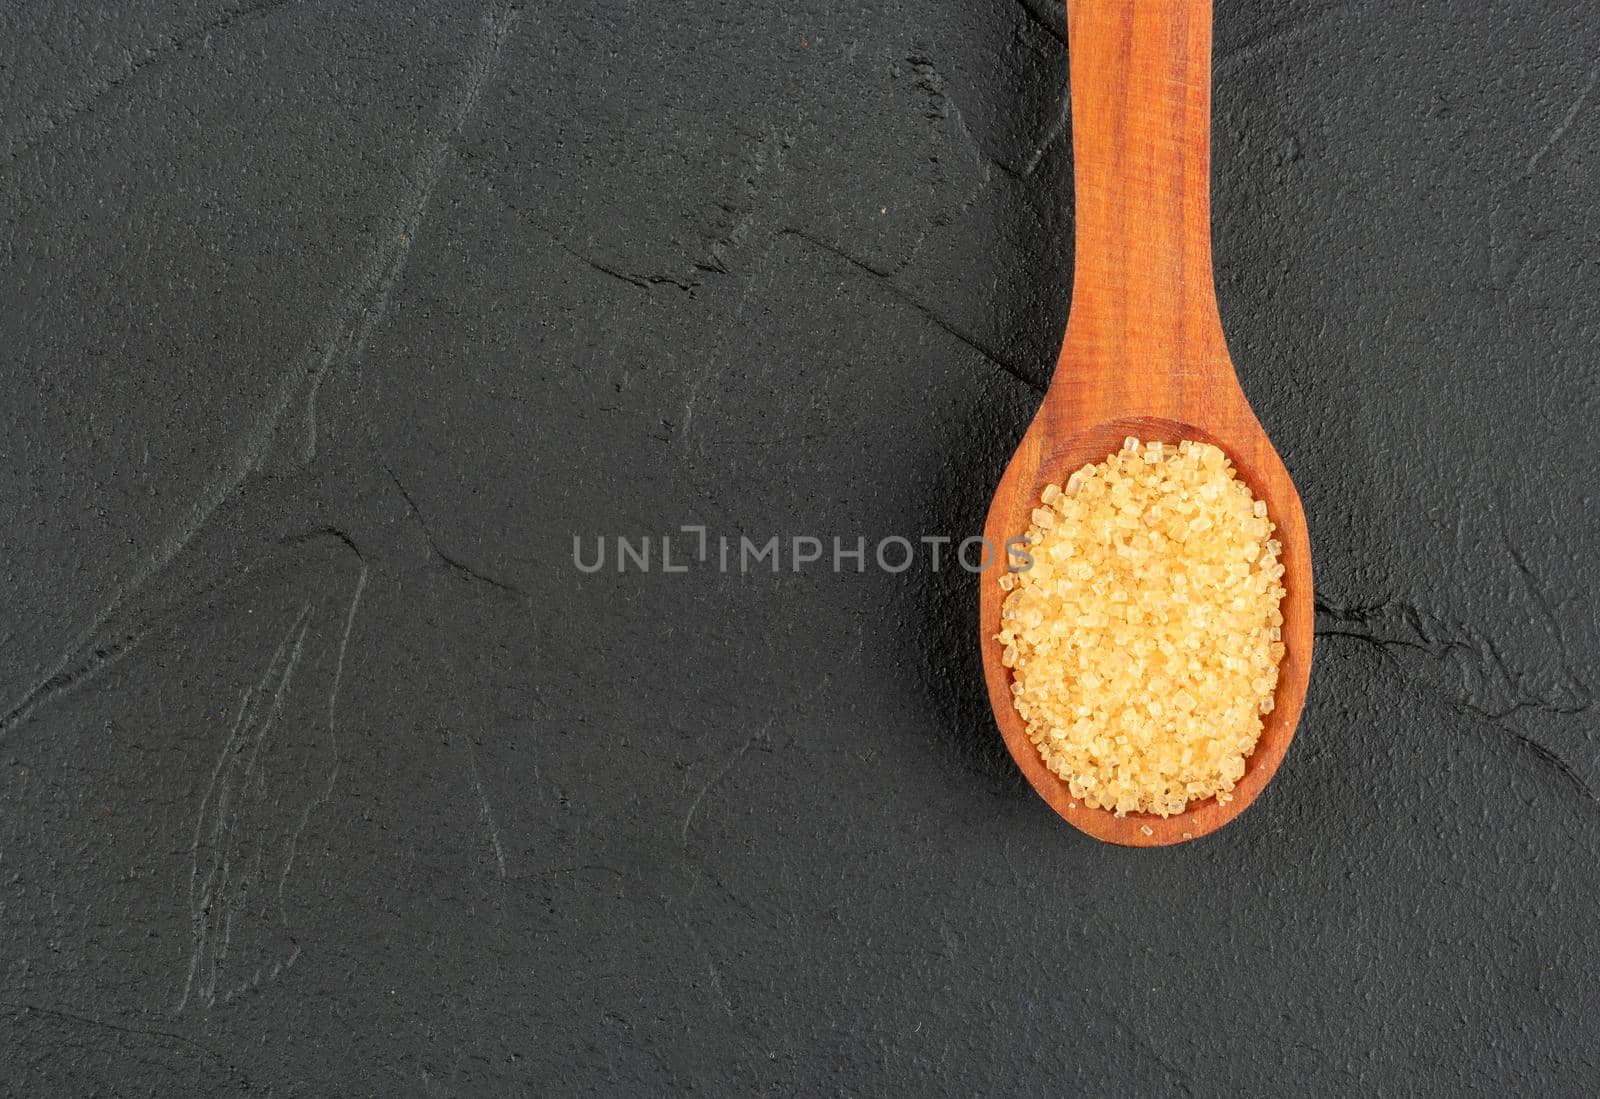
2, 0, 1597, 1093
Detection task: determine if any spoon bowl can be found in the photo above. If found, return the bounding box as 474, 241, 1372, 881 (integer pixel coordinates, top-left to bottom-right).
979, 0, 1313, 846
981, 408, 1313, 847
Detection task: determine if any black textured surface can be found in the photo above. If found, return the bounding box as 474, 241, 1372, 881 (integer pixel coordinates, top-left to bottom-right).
3, 0, 1599, 1092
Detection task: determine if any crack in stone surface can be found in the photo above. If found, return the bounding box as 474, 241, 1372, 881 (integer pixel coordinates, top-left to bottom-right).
3, 0, 296, 171
1, 1, 521, 734
1317, 589, 1597, 807
783, 229, 1046, 393
378, 456, 525, 596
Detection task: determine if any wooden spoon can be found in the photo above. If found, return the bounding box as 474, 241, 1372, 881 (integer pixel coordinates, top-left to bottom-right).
979, 0, 1314, 846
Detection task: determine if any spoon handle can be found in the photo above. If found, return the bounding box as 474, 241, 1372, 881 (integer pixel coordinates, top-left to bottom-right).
1061, 1, 1231, 397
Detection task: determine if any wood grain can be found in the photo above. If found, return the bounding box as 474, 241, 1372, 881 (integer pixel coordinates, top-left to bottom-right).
979, 0, 1314, 846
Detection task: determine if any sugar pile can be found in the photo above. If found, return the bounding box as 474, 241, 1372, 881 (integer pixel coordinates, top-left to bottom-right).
997, 438, 1286, 817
